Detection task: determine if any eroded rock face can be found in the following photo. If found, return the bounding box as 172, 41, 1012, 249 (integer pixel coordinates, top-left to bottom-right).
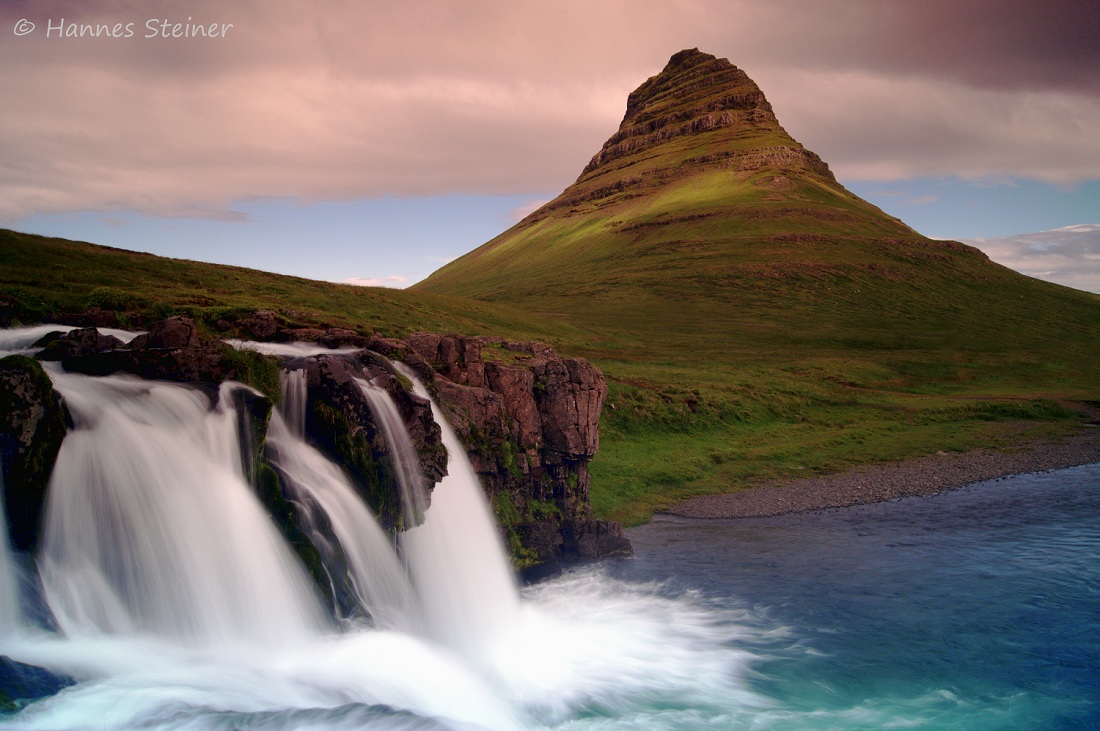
291, 352, 445, 529
35, 327, 124, 361
236, 310, 280, 340
55, 318, 230, 384
0, 356, 68, 550
54, 318, 277, 389
397, 332, 631, 577
531, 357, 606, 459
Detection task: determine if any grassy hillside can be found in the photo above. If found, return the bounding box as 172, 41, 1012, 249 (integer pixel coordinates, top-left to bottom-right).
1, 226, 1096, 527
3, 51, 1097, 526
0, 228, 580, 343
414, 50, 1100, 523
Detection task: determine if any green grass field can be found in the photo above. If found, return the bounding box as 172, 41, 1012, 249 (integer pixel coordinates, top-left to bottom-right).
411, 52, 1099, 525
4, 55, 1097, 526
4, 226, 1096, 526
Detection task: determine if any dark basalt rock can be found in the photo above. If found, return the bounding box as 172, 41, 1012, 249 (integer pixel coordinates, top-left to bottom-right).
58, 317, 267, 387
0, 355, 68, 551
0, 655, 74, 712
236, 310, 281, 340
227, 310, 371, 349
402, 332, 631, 575
127, 315, 200, 349
292, 352, 445, 529
560, 519, 634, 562
34, 327, 124, 361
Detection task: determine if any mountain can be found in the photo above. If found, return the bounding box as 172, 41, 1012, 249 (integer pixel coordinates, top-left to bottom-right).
416, 48, 924, 305
2, 51, 1096, 527
413, 49, 1099, 523
413, 49, 1095, 365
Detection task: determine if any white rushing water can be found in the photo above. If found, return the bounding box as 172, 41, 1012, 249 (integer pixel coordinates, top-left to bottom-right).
391, 365, 521, 661
37, 370, 327, 646
0, 325, 143, 357
264, 411, 419, 631
358, 369, 520, 660
279, 367, 309, 438
357, 377, 429, 521
0, 328, 763, 729
0, 471, 19, 633
226, 339, 361, 358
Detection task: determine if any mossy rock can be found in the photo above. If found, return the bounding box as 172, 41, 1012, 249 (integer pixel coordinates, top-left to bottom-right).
0, 356, 68, 550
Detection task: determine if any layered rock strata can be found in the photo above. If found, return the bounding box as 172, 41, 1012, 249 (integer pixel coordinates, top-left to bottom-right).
371, 333, 633, 578
1, 316, 629, 585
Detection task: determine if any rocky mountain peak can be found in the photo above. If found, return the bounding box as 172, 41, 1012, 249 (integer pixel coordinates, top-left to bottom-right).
622, 48, 769, 126
579, 48, 829, 183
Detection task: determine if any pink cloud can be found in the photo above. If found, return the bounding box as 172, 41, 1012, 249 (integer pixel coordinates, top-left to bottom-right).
1, 0, 1097, 223
507, 199, 551, 222
342, 275, 409, 289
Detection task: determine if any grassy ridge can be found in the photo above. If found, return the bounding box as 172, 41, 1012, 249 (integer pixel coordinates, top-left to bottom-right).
411, 49, 1099, 524
2, 227, 1096, 526
0, 229, 580, 343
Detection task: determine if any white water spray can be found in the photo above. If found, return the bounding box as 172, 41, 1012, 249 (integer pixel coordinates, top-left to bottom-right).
38, 370, 327, 645
264, 411, 419, 630
391, 364, 520, 658
0, 470, 20, 632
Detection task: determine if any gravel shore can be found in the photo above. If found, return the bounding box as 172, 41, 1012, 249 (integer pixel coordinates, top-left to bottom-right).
662, 425, 1100, 520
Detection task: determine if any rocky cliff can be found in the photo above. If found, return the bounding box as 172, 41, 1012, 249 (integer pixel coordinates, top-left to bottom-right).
0, 356, 68, 551
1, 315, 629, 590
369, 332, 632, 578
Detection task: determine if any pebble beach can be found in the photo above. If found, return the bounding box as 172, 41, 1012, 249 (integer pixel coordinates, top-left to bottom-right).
663, 424, 1100, 520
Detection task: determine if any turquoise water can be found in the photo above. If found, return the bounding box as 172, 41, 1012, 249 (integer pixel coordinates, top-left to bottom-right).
3, 325, 1096, 727
615, 462, 1100, 729
2, 463, 1096, 729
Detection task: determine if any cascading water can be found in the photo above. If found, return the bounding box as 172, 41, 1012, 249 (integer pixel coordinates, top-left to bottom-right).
0, 471, 20, 632
377, 366, 521, 659
0, 326, 766, 730
36, 369, 328, 645
279, 367, 308, 437
264, 408, 419, 631
357, 377, 429, 521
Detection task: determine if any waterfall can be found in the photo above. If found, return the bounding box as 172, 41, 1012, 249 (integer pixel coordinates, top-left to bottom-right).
0, 326, 762, 730
264, 412, 419, 631
37, 369, 327, 645
279, 367, 309, 437
12, 351, 517, 648
356, 378, 428, 522
390, 364, 520, 658
0, 469, 20, 631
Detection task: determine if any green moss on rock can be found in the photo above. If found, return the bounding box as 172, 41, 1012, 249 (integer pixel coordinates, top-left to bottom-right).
0, 355, 69, 550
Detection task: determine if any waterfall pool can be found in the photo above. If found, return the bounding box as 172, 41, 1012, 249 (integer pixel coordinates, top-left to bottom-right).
0, 325, 1096, 729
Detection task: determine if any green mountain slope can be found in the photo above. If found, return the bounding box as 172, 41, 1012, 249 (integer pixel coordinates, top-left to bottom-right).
2, 51, 1096, 526
414, 49, 1099, 522
413, 48, 1097, 384
418, 49, 918, 300
0, 228, 580, 343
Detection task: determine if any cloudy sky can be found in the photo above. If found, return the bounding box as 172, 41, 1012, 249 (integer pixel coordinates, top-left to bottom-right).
2, 0, 1098, 291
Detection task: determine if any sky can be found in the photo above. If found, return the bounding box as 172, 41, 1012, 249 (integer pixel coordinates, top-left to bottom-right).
2, 0, 1098, 292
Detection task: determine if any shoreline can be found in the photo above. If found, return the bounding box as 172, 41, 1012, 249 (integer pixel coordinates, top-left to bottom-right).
661, 425, 1100, 520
